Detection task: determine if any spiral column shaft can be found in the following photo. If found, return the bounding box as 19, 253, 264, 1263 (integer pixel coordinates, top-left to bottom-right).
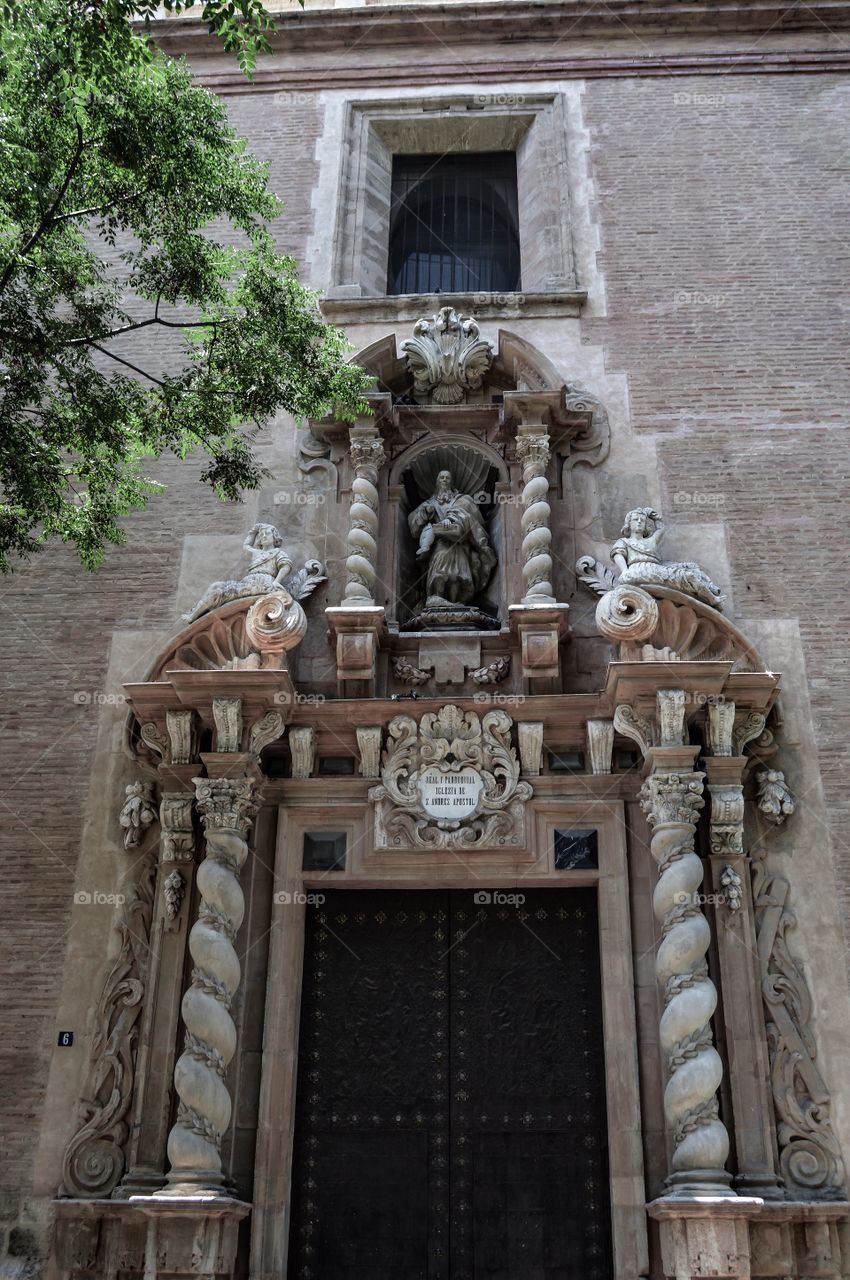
515, 430, 554, 604
159, 776, 257, 1195
640, 768, 732, 1195
343, 427, 385, 605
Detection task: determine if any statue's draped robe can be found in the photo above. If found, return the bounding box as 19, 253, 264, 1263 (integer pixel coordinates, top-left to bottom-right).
409, 491, 496, 605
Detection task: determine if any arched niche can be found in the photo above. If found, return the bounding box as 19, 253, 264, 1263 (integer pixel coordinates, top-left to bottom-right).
386, 434, 509, 628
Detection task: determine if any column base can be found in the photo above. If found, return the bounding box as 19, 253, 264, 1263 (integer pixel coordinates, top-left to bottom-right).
665, 1168, 737, 1199
52, 1196, 251, 1280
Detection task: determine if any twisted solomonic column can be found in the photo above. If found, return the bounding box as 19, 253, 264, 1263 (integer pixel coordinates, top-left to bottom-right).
343, 429, 386, 606
640, 770, 732, 1195
515, 430, 554, 604
159, 776, 258, 1195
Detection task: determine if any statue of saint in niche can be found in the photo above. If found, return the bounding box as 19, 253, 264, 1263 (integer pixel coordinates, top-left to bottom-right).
408, 469, 497, 617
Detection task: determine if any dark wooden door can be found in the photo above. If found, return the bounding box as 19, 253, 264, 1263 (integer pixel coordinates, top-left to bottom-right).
287, 889, 613, 1279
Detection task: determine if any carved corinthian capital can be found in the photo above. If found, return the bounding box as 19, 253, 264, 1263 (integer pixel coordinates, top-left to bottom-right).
159, 776, 258, 1196
639, 770, 732, 1195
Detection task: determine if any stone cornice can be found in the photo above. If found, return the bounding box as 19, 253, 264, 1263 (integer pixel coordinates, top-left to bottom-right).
152, 2, 850, 86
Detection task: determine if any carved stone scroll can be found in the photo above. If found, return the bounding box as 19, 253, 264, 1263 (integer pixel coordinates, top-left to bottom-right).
212, 697, 242, 754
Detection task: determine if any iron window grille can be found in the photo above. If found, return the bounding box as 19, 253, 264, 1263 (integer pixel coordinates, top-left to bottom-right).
387, 152, 521, 296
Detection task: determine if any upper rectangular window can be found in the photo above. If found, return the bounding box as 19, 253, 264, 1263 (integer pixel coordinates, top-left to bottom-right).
387, 152, 520, 296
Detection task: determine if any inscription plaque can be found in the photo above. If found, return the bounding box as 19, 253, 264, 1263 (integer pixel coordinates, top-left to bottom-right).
418, 766, 483, 820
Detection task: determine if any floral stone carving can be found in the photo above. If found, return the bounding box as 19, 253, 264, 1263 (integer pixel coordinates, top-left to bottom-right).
368, 704, 531, 851
576, 506, 724, 612
60, 844, 158, 1197
400, 307, 494, 406
757, 769, 796, 826
118, 781, 157, 850
753, 850, 846, 1196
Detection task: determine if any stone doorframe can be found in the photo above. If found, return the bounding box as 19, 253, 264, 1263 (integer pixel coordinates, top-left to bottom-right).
249, 788, 649, 1280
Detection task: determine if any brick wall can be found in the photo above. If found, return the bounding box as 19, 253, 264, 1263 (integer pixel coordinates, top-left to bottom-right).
581, 71, 850, 928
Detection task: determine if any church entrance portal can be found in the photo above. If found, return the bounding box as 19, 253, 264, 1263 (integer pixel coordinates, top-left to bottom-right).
287, 888, 613, 1279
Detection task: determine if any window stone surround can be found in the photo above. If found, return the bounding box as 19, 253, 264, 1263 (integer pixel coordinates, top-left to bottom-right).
326, 94, 586, 317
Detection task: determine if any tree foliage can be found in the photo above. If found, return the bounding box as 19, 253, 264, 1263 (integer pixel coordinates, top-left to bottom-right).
0, 0, 369, 571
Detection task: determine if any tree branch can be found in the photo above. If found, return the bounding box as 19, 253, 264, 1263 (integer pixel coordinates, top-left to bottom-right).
51, 191, 143, 225
0, 124, 86, 295
90, 341, 166, 386
63, 315, 222, 346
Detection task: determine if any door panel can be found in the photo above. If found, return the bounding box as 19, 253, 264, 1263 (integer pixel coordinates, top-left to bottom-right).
287, 889, 613, 1280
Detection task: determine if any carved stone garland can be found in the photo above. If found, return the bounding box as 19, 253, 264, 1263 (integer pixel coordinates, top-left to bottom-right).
369, 705, 532, 851
342, 427, 385, 606
160, 777, 258, 1195
60, 815, 158, 1198
639, 771, 731, 1192
516, 430, 554, 604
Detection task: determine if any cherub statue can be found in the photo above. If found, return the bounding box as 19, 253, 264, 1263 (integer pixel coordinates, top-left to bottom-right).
756, 769, 796, 826
182, 523, 325, 624
576, 506, 725, 611
119, 781, 157, 850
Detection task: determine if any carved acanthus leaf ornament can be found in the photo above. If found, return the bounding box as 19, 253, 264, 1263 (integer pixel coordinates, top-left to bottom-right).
401, 307, 494, 405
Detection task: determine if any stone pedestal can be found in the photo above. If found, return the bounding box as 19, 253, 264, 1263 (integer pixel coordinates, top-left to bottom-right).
649, 1197, 759, 1279
508, 602, 569, 682
52, 1196, 250, 1280
326, 603, 386, 696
